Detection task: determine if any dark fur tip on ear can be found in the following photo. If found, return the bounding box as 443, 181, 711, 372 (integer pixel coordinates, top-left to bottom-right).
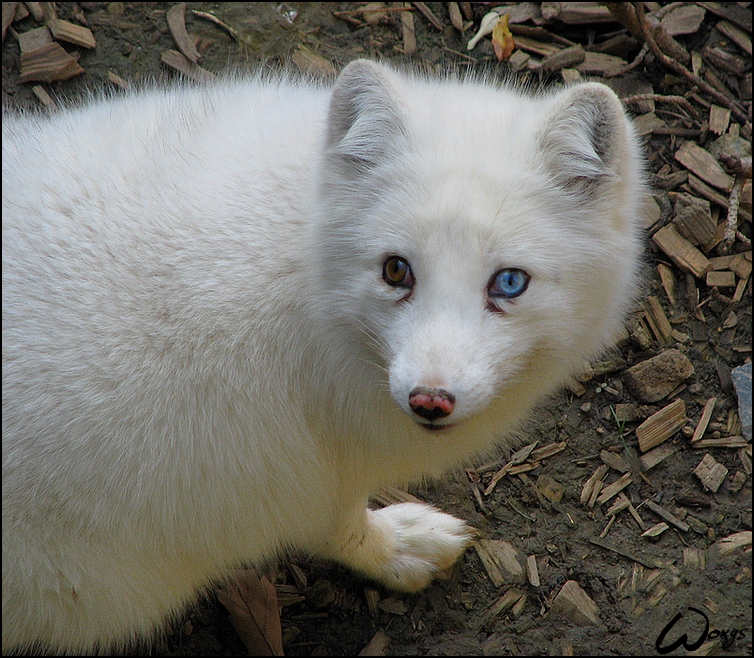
539, 82, 629, 193
326, 60, 407, 167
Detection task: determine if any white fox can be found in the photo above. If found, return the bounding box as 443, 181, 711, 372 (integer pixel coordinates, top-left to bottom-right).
2, 59, 645, 653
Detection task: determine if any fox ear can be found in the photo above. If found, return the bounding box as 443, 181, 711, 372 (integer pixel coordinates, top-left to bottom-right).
326, 60, 407, 169
538, 83, 630, 194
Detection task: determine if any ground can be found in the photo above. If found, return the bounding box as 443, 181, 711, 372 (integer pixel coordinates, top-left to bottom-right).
2, 2, 751, 656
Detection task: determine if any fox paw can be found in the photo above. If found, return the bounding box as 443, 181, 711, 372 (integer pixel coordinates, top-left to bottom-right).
367, 503, 473, 592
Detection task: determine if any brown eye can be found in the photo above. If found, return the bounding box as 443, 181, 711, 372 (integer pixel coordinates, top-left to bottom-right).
382, 256, 414, 289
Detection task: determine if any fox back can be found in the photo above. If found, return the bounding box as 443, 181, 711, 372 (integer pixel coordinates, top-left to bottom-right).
2, 60, 645, 653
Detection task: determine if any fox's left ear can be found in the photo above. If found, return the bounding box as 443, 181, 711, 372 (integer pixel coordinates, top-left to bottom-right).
325, 60, 408, 171
538, 83, 632, 195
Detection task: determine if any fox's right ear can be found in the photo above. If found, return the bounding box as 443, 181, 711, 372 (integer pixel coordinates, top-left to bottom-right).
326, 60, 407, 170
537, 83, 631, 198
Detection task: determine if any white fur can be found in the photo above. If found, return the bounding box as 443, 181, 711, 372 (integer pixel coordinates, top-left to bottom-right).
2, 60, 645, 653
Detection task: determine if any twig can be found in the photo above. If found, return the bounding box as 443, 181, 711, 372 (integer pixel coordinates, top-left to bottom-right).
332, 6, 414, 18
720, 155, 753, 178
191, 10, 243, 42
721, 179, 741, 254
605, 41, 648, 78
412, 2, 444, 31
652, 2, 685, 21
719, 155, 752, 253
632, 3, 747, 123
442, 45, 478, 62
622, 93, 700, 120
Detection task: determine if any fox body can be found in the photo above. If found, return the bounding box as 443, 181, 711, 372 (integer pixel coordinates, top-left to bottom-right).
2, 60, 645, 652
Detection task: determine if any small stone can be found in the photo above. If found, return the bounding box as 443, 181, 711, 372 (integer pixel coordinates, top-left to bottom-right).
623, 350, 695, 403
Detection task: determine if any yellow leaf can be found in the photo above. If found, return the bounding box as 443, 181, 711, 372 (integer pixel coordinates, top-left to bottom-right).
492, 14, 515, 62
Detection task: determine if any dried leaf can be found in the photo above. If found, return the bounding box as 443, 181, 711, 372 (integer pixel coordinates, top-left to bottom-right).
492, 14, 515, 61
217, 568, 284, 656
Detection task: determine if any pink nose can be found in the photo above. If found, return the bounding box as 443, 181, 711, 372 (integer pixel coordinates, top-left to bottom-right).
408, 387, 455, 422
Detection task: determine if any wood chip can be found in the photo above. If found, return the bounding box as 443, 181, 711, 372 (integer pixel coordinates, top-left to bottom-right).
575, 51, 626, 76
511, 34, 561, 57
693, 453, 728, 492
715, 20, 752, 56
411, 1, 443, 31
672, 193, 717, 247
643, 499, 690, 532
474, 540, 526, 587
704, 45, 746, 76
601, 449, 629, 473
160, 49, 216, 84
691, 398, 717, 443
580, 464, 608, 505
216, 569, 284, 656
31, 84, 55, 108
550, 580, 601, 626
372, 487, 424, 507
711, 530, 752, 557
24, 1, 44, 21
639, 443, 678, 472
166, 2, 200, 63
644, 296, 673, 344
729, 252, 752, 279
652, 224, 712, 278
633, 111, 666, 137
674, 141, 734, 192
595, 472, 633, 505
636, 399, 687, 452
708, 254, 737, 270
2, 2, 17, 42
706, 270, 737, 287
536, 473, 564, 503
561, 67, 583, 85
708, 105, 731, 135
377, 597, 406, 615
17, 26, 52, 53
698, 3, 751, 31
693, 436, 748, 448
529, 441, 567, 461
107, 70, 130, 90
606, 492, 630, 516
46, 18, 96, 49
292, 45, 336, 77
486, 588, 527, 619
447, 2, 463, 32
682, 546, 707, 569
19, 41, 84, 83
613, 403, 642, 423
526, 555, 540, 587
400, 2, 416, 55
541, 44, 585, 72
660, 4, 706, 36
359, 630, 391, 656
364, 587, 380, 618
541, 2, 614, 24
641, 521, 670, 538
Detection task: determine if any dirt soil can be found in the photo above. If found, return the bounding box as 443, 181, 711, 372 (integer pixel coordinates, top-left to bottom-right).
2, 2, 752, 656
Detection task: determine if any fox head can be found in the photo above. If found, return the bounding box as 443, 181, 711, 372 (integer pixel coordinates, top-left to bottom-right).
314, 60, 644, 435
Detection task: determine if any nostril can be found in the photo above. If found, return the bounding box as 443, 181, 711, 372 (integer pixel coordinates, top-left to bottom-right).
408, 386, 455, 422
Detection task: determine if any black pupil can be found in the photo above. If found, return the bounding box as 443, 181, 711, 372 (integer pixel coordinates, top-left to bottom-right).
387, 258, 406, 282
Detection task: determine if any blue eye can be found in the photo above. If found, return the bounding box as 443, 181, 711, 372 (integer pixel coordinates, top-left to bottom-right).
489, 268, 530, 299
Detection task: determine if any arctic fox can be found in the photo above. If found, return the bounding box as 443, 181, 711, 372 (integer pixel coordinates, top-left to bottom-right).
2, 59, 645, 653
